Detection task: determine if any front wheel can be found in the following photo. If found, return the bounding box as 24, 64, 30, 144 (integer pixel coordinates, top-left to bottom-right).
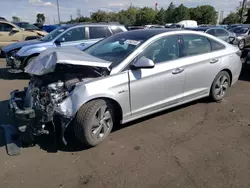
210, 71, 230, 102
74, 99, 115, 147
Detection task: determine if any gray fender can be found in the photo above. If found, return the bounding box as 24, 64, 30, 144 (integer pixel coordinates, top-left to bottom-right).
54, 84, 122, 118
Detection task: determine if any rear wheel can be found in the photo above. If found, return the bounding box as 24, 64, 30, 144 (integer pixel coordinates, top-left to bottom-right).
74, 99, 115, 147
210, 71, 230, 102
238, 39, 245, 50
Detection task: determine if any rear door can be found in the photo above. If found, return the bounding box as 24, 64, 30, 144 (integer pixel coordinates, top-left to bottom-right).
180, 34, 224, 101
84, 26, 113, 49
0, 23, 22, 48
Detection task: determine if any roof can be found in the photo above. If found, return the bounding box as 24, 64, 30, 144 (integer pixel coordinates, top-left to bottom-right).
116, 28, 182, 40
70, 22, 123, 27
13, 22, 29, 24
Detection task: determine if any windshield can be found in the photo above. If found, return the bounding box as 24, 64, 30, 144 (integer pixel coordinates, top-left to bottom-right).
15, 22, 39, 30
40, 26, 68, 42
234, 28, 249, 34
85, 32, 147, 68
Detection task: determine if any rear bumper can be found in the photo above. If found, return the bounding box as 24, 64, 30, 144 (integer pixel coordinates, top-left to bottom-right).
9, 90, 35, 122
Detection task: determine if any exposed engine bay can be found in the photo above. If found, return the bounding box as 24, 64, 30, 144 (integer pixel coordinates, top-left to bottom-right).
10, 64, 108, 150
7, 47, 112, 155
27, 64, 107, 122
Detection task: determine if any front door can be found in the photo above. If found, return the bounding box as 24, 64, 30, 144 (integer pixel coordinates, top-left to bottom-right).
128, 35, 185, 116
55, 26, 87, 48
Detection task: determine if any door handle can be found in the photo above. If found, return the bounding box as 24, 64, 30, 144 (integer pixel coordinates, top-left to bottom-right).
79, 43, 86, 46
210, 59, 219, 64
172, 68, 184, 75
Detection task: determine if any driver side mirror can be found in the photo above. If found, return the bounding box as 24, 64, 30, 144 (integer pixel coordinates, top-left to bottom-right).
229, 37, 235, 44
11, 28, 19, 32
130, 56, 155, 70
55, 37, 65, 44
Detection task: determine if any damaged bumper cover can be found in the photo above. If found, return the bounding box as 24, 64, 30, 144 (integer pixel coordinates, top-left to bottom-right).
9, 90, 35, 121
9, 89, 74, 144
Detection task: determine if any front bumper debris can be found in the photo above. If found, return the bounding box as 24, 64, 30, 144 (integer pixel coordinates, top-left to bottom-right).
9, 90, 35, 121
6, 54, 24, 69
8, 89, 74, 154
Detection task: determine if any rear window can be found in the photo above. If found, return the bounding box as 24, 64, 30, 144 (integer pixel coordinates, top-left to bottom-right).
111, 27, 124, 34
89, 26, 112, 39
209, 39, 225, 51
207, 29, 216, 36
182, 34, 211, 57
215, 29, 229, 37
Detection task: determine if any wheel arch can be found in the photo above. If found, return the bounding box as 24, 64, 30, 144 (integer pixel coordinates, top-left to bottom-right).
210, 68, 233, 94
84, 97, 123, 124
220, 68, 232, 86
23, 53, 40, 67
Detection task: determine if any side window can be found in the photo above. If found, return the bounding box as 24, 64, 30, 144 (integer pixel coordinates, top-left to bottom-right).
139, 35, 180, 64
206, 29, 216, 36
111, 27, 123, 34
216, 29, 229, 37
89, 27, 112, 39
59, 27, 85, 42
182, 34, 211, 57
0, 23, 4, 31
0, 23, 14, 32
209, 39, 225, 51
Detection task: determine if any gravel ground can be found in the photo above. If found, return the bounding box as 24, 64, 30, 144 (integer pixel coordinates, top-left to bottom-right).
0, 59, 250, 188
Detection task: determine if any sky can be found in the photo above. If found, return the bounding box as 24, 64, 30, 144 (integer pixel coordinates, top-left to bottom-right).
1, 0, 242, 24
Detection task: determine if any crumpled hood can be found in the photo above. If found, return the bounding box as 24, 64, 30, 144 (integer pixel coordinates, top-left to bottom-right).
25, 46, 111, 76
2, 39, 44, 54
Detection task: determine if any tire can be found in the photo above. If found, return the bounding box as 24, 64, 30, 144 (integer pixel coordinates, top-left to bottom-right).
210, 71, 231, 102
74, 99, 115, 147
238, 39, 245, 50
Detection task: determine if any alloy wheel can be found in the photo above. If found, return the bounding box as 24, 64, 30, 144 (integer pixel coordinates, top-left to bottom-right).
214, 75, 229, 98
91, 105, 112, 140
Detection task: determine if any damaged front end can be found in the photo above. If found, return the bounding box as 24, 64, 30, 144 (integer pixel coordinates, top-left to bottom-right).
8, 47, 111, 151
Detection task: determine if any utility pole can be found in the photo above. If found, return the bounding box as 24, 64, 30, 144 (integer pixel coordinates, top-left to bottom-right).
240, 0, 247, 23
56, 0, 61, 24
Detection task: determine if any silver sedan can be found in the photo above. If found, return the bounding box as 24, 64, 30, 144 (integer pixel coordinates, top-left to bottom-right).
10, 29, 243, 147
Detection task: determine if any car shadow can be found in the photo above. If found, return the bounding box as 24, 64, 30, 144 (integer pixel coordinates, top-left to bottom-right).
239, 63, 250, 82
0, 100, 15, 148
112, 97, 211, 133
0, 97, 211, 154
0, 67, 30, 80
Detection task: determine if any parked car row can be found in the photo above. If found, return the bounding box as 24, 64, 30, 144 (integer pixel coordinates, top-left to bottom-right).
3, 26, 244, 150
185, 27, 236, 44
2, 23, 127, 70
0, 19, 47, 49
